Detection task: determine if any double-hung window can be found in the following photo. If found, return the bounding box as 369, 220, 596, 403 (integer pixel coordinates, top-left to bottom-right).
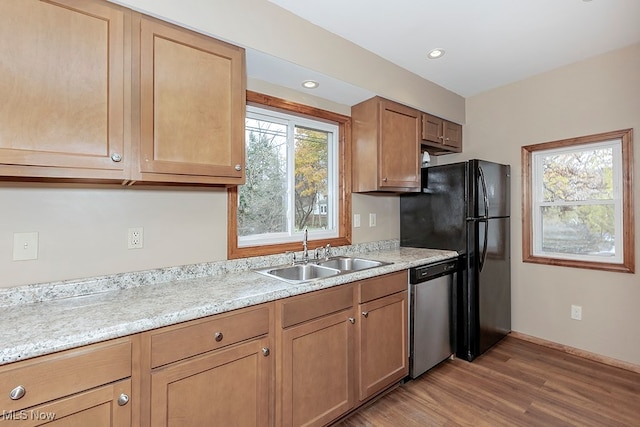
228, 92, 351, 258
522, 129, 634, 273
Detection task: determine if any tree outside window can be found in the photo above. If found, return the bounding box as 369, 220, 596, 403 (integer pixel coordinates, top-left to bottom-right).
522, 129, 634, 273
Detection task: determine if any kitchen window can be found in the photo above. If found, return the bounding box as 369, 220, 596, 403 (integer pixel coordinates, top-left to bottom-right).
521, 129, 634, 273
228, 92, 351, 258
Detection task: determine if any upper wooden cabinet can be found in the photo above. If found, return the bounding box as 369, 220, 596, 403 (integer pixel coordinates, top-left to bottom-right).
421, 113, 463, 154
0, 0, 128, 181
352, 96, 421, 193
134, 16, 246, 185
0, 1, 246, 186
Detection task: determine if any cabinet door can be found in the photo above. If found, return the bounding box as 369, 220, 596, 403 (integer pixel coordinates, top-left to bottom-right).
150, 338, 271, 427
421, 113, 443, 144
280, 310, 356, 427
139, 16, 246, 185
0, 379, 131, 426
358, 291, 408, 401
443, 120, 462, 151
379, 101, 420, 190
0, 0, 127, 180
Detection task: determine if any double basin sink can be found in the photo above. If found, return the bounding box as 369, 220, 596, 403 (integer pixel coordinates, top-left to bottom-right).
255, 256, 392, 284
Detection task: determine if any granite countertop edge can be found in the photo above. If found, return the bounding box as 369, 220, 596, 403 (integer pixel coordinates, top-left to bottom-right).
0, 241, 458, 366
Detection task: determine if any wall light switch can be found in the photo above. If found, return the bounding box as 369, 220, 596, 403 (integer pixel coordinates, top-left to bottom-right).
369, 213, 377, 227
13, 232, 39, 261
353, 214, 361, 228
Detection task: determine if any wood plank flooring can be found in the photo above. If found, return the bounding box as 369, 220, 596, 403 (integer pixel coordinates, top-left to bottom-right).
335, 336, 640, 426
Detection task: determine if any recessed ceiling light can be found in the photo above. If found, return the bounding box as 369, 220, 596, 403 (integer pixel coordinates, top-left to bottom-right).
427, 48, 445, 59
302, 80, 319, 89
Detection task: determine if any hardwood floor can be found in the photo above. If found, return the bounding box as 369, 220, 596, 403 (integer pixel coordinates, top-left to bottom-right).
335, 336, 640, 426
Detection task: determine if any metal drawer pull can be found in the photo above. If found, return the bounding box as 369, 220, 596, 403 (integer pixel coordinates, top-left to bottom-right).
111, 153, 122, 162
262, 347, 270, 357
214, 332, 223, 342
234, 164, 242, 171
362, 311, 369, 318
9, 385, 25, 400
117, 393, 129, 406
348, 317, 355, 324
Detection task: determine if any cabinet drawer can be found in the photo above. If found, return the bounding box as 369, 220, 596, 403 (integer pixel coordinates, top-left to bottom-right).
358, 270, 407, 303
0, 337, 131, 412
280, 285, 354, 329
151, 305, 270, 368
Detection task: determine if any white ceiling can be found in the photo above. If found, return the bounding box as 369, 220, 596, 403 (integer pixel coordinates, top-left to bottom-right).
248, 0, 640, 101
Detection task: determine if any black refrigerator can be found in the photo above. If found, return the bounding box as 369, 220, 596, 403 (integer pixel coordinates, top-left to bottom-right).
400, 159, 511, 361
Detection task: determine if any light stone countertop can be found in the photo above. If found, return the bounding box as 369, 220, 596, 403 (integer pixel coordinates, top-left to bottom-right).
0, 242, 457, 366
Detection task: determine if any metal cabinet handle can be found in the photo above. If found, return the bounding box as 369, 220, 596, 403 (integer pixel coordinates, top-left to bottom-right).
438, 135, 444, 140
234, 164, 242, 171
117, 393, 129, 406
348, 317, 355, 324
214, 332, 223, 342
362, 311, 369, 318
382, 177, 388, 182
9, 385, 25, 400
111, 153, 122, 162
262, 347, 270, 357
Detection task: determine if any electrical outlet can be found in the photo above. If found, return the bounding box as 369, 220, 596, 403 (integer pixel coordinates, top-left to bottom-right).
353, 214, 361, 228
369, 213, 377, 227
128, 227, 144, 249
571, 304, 582, 321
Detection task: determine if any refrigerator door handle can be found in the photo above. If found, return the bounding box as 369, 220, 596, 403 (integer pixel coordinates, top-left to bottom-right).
479, 219, 489, 272
478, 165, 489, 219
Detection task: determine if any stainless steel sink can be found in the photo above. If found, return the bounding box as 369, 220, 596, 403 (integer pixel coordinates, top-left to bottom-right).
254, 256, 392, 284
316, 256, 385, 271
261, 264, 340, 283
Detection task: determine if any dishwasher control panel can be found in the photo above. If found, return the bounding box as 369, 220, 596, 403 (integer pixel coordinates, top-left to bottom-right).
410, 258, 458, 284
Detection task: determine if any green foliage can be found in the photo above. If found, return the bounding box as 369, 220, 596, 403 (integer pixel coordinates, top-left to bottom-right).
294, 127, 328, 231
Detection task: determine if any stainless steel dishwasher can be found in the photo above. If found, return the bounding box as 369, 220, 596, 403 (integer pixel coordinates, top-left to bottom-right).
409, 257, 458, 378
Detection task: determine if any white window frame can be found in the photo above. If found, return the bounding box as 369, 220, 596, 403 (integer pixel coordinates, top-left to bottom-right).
238, 105, 339, 248
531, 139, 623, 263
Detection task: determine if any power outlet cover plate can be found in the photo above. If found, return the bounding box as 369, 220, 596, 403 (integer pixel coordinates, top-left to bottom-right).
128, 227, 144, 249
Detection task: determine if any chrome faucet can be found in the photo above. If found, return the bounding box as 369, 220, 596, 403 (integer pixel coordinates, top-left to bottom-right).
302, 228, 309, 263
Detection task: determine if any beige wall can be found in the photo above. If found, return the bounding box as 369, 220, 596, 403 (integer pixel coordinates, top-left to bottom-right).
452, 43, 639, 365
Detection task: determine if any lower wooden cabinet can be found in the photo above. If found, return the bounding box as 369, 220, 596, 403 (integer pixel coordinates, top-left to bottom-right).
0, 337, 132, 426
277, 272, 409, 427
280, 309, 356, 427
358, 289, 408, 401
0, 379, 131, 426
143, 303, 274, 427
1, 272, 409, 427
150, 337, 271, 427
277, 285, 356, 427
